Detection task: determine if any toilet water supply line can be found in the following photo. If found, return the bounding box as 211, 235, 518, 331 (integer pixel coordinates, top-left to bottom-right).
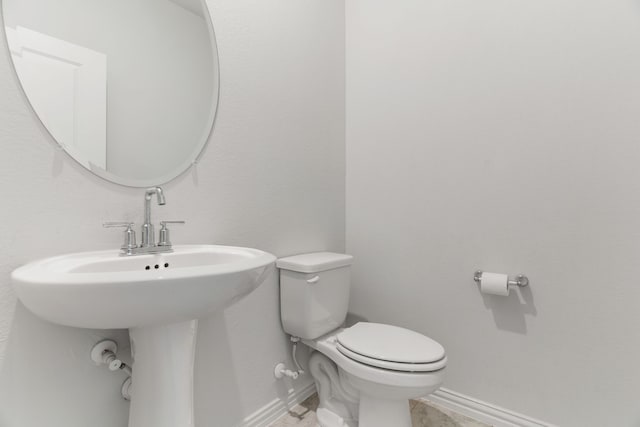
274, 336, 305, 380
291, 337, 305, 375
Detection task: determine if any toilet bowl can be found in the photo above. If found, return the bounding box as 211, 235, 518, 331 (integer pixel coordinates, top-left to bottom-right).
305, 324, 446, 427
278, 253, 447, 427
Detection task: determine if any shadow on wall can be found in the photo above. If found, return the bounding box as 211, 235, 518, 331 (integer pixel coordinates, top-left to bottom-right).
0, 302, 131, 427
345, 312, 369, 328
480, 285, 537, 335
194, 311, 245, 426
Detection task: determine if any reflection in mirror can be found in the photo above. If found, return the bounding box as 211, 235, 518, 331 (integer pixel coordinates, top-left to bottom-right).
2, 0, 219, 187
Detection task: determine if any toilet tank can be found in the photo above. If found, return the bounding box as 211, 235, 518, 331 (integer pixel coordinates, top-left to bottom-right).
277, 252, 353, 340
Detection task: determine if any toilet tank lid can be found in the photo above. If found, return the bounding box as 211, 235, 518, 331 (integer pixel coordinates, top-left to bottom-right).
276, 252, 353, 273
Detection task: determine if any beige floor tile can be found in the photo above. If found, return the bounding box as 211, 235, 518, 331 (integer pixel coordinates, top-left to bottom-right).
411, 399, 491, 427
270, 394, 319, 427
271, 394, 491, 427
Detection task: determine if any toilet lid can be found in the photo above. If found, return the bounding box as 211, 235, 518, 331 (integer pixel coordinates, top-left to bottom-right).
337, 322, 445, 365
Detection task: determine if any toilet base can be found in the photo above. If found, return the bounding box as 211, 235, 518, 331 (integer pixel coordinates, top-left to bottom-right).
302, 330, 444, 427
358, 394, 411, 427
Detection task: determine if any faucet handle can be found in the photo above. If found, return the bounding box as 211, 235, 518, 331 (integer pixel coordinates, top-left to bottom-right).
103, 222, 134, 228
103, 222, 137, 251
158, 221, 185, 247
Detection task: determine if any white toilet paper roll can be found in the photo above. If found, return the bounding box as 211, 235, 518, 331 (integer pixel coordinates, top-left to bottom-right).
480, 272, 510, 296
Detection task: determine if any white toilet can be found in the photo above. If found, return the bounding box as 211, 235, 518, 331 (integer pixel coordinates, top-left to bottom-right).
278, 252, 447, 427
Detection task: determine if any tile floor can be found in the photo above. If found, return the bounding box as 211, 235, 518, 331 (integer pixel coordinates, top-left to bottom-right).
270, 393, 492, 427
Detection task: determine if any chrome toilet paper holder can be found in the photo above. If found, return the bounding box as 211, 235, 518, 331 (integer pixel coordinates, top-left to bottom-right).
473, 270, 529, 288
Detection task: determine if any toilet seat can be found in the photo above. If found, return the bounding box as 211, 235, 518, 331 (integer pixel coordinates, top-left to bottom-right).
336, 323, 446, 372
304, 327, 446, 389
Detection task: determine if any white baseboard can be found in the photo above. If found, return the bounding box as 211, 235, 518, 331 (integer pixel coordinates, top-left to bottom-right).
241, 383, 554, 427
241, 383, 316, 427
425, 388, 556, 427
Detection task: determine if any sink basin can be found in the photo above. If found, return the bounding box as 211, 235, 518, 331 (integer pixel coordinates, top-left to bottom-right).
11, 244, 276, 427
12, 244, 276, 329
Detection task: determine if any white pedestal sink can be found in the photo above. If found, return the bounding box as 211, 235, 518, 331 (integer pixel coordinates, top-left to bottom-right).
11, 245, 276, 427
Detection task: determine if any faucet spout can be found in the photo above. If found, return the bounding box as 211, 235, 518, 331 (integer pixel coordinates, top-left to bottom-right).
145, 186, 165, 219
142, 187, 165, 247
147, 186, 166, 205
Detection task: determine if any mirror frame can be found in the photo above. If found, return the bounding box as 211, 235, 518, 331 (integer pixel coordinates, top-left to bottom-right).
0, 0, 220, 187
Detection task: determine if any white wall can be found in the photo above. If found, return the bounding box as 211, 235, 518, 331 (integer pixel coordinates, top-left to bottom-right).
346, 1, 640, 426
0, 0, 345, 426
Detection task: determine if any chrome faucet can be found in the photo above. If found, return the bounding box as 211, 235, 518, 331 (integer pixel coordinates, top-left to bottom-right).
141, 187, 166, 248
104, 186, 184, 256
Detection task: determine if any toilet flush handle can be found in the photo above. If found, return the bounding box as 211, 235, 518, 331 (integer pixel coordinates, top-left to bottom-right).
307, 275, 320, 284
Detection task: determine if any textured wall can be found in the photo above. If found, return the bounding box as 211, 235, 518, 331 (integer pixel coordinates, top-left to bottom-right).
346, 1, 640, 426
0, 0, 345, 425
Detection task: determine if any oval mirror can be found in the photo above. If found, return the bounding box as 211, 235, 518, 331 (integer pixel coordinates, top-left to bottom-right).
1, 0, 219, 187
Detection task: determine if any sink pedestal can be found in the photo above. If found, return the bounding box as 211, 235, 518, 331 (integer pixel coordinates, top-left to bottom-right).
128, 320, 199, 427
